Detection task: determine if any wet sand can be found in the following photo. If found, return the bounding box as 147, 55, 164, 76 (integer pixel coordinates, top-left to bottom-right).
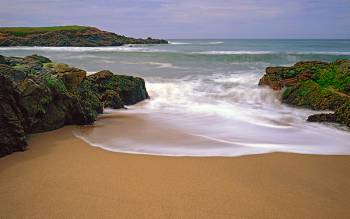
1, 126, 350, 218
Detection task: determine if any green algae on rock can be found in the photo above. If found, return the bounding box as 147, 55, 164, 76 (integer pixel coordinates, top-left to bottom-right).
0, 54, 150, 157
259, 60, 350, 128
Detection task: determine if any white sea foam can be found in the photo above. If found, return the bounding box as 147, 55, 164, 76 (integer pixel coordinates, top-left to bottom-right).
193, 51, 273, 55
169, 41, 193, 45
169, 41, 224, 45
73, 71, 350, 157
117, 61, 185, 69
199, 41, 224, 45
192, 50, 350, 55
287, 51, 350, 55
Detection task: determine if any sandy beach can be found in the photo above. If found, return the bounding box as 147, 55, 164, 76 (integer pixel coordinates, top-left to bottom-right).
0, 125, 349, 218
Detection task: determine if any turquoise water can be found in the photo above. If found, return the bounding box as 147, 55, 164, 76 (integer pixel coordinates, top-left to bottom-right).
1, 39, 350, 156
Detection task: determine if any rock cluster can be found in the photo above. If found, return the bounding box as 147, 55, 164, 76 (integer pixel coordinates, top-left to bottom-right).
0, 54, 149, 157
259, 60, 350, 127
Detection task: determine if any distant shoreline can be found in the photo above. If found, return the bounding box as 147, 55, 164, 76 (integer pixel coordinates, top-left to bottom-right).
0, 25, 168, 47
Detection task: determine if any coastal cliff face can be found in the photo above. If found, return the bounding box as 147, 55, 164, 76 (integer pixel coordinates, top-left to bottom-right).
0, 54, 149, 157
259, 60, 350, 127
0, 26, 168, 47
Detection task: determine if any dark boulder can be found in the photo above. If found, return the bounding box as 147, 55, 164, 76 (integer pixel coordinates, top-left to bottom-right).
0, 55, 6, 64
76, 78, 104, 124
307, 113, 337, 123
101, 90, 124, 109
0, 54, 150, 157
0, 64, 27, 82
88, 70, 149, 108
45, 63, 86, 90
0, 75, 27, 157
334, 101, 350, 127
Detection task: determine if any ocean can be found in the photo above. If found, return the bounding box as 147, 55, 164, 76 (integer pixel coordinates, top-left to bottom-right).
1, 39, 350, 156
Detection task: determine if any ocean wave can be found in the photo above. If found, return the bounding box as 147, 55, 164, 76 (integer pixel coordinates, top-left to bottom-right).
118, 61, 186, 69
169, 41, 224, 45
168, 41, 193, 45
287, 51, 350, 55
199, 41, 224, 45
191, 50, 350, 56
193, 51, 274, 55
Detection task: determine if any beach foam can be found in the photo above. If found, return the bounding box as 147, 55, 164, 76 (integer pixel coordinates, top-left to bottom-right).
74, 71, 350, 157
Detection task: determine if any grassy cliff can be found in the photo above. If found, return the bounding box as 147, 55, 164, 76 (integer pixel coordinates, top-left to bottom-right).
0, 26, 92, 36
0, 25, 168, 46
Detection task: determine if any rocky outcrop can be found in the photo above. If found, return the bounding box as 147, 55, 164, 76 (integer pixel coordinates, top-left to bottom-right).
87, 70, 149, 107
259, 60, 350, 128
0, 75, 27, 156
0, 26, 168, 47
0, 54, 150, 157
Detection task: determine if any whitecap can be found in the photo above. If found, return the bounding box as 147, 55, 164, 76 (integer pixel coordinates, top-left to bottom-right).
193, 51, 274, 55
168, 41, 193, 45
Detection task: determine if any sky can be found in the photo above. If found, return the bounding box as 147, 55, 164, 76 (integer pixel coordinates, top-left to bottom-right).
0, 0, 349, 39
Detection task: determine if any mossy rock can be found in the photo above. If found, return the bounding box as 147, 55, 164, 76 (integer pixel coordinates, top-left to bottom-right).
334, 101, 350, 127
24, 54, 51, 64
0, 74, 27, 157
0, 64, 27, 82
44, 63, 87, 90
76, 78, 103, 124
282, 80, 349, 110
0, 55, 6, 64
88, 70, 149, 107
0, 54, 151, 156
113, 75, 149, 105
101, 90, 124, 109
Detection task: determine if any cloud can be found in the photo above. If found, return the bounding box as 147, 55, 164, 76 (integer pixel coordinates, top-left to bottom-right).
158, 0, 284, 23
0, 0, 349, 38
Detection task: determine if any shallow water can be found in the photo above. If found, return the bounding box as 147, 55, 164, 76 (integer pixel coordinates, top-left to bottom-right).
1, 39, 350, 156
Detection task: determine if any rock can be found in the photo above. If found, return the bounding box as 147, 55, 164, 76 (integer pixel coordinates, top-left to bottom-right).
17, 77, 53, 131
307, 113, 337, 123
0, 54, 151, 157
114, 75, 150, 105
281, 80, 350, 110
0, 74, 27, 157
334, 101, 350, 127
25, 54, 51, 64
307, 101, 350, 127
259, 59, 350, 127
88, 70, 114, 81
101, 90, 124, 109
45, 63, 87, 90
259, 61, 328, 90
0, 64, 27, 82
4, 56, 24, 66
88, 70, 149, 108
0, 55, 6, 64
293, 61, 329, 70
76, 78, 104, 124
